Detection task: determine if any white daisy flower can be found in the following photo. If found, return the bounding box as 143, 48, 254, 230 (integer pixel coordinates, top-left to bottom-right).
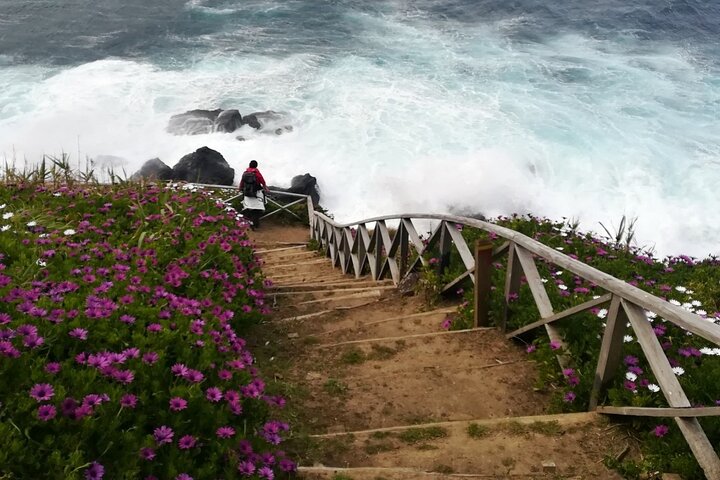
713, 348, 720, 356
691, 300, 702, 307
0, 225, 10, 232
558, 284, 568, 291
625, 372, 637, 381
555, 247, 564, 251
0, 203, 5, 209
700, 347, 715, 355
697, 309, 707, 316
675, 286, 687, 293
623, 335, 634, 343
593, 295, 601, 299
646, 311, 657, 319
1, 212, 13, 220
541, 278, 548, 283
36, 259, 47, 267
63, 229, 76, 236
648, 384, 660, 393
26, 221, 37, 227
672, 366, 685, 376
53, 192, 61, 197
597, 309, 608, 319
669, 299, 681, 306
687, 290, 694, 295
555, 271, 563, 276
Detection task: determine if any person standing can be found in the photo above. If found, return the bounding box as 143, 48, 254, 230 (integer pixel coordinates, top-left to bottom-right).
239, 160, 269, 229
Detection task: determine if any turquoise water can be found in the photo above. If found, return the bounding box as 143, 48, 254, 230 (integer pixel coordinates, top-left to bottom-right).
0, 0, 718, 256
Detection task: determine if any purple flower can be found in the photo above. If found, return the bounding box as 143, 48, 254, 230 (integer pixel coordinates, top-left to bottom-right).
178, 435, 197, 449
37, 404, 57, 421
112, 369, 135, 384
169, 397, 188, 412
69, 328, 88, 340
176, 475, 193, 480
153, 425, 174, 445
257, 466, 274, 480
238, 440, 253, 455
142, 352, 159, 364
653, 424, 669, 437
216, 426, 235, 438
623, 355, 639, 366
30, 383, 54, 402
140, 447, 156, 460
525, 344, 536, 354
563, 391, 576, 402
279, 459, 297, 472
120, 394, 137, 408
147, 323, 162, 333
85, 462, 104, 480
171, 363, 189, 377
45, 362, 62, 374
237, 461, 256, 475
440, 317, 452, 330
206, 387, 223, 402
549, 340, 562, 350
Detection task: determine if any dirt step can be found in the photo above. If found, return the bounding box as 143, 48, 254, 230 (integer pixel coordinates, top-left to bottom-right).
256, 245, 307, 254
310, 307, 457, 342
292, 330, 548, 432
261, 250, 318, 263
299, 467, 591, 479
305, 413, 625, 479
271, 279, 394, 291
264, 258, 330, 270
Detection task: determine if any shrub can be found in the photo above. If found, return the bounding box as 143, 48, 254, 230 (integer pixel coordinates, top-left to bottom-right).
0, 182, 295, 479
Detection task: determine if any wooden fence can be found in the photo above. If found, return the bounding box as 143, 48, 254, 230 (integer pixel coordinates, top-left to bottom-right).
308, 211, 720, 479
196, 182, 720, 478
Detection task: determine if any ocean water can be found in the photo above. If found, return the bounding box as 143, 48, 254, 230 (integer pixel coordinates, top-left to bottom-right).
0, 0, 718, 257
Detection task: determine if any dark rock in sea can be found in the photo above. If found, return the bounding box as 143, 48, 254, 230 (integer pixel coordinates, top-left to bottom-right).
269, 173, 321, 207
168, 109, 292, 136
242, 110, 284, 130
172, 147, 235, 185
131, 158, 173, 181
214, 109, 243, 133
167, 109, 222, 135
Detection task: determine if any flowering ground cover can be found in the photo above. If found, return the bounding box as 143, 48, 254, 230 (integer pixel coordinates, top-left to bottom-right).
0, 180, 295, 479
431, 215, 720, 478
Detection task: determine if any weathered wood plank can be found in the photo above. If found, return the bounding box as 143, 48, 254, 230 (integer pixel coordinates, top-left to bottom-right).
377, 220, 399, 283
506, 294, 612, 339
402, 218, 426, 266
624, 300, 720, 479
445, 223, 476, 272
474, 241, 494, 327
589, 295, 626, 410
502, 242, 522, 332
513, 245, 553, 318
597, 406, 720, 418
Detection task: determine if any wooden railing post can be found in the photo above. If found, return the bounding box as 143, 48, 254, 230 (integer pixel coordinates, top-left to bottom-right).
438, 221, 451, 276
502, 242, 522, 332
473, 240, 493, 327
589, 295, 625, 410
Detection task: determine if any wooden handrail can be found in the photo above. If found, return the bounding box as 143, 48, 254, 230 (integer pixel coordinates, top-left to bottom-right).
310, 210, 720, 478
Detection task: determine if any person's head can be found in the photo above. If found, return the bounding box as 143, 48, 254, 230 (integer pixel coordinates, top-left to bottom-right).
249, 160, 258, 168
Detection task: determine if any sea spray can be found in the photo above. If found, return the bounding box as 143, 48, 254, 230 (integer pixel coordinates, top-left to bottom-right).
0, 0, 718, 257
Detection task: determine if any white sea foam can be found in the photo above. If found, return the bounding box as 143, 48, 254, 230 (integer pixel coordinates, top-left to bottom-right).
0, 11, 718, 258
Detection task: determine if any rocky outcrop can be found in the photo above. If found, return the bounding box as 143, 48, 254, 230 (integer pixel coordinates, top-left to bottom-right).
131, 158, 174, 181
214, 109, 243, 133
167, 109, 222, 135
269, 173, 321, 207
171, 147, 235, 185
167, 109, 292, 136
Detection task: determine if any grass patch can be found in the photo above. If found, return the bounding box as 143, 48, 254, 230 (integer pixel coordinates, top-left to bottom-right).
397, 426, 448, 444
528, 420, 563, 436
364, 441, 395, 454
323, 378, 349, 396
467, 422, 490, 439
370, 431, 393, 439
302, 335, 321, 345
341, 347, 366, 364
368, 343, 400, 360
432, 464, 454, 474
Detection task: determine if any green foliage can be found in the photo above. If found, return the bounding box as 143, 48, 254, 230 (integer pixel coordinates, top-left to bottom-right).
397, 426, 448, 444
466, 422, 489, 438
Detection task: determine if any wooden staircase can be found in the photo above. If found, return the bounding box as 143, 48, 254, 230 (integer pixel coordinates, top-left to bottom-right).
250, 227, 631, 480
